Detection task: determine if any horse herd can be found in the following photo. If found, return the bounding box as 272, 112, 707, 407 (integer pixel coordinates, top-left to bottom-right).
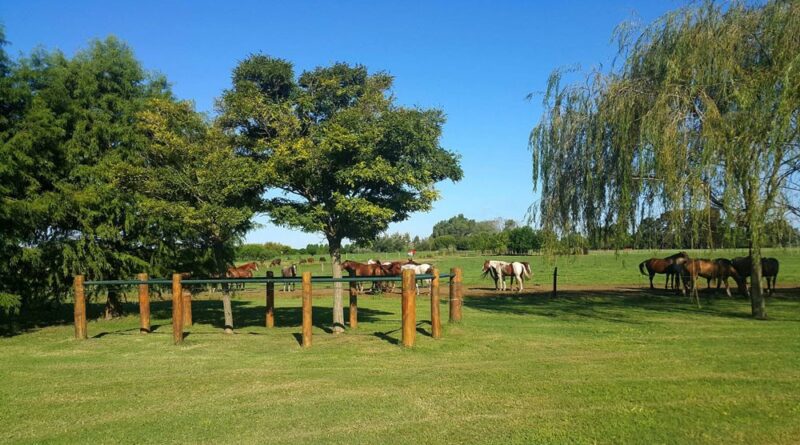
639, 252, 780, 298
341, 259, 434, 295
223, 258, 434, 295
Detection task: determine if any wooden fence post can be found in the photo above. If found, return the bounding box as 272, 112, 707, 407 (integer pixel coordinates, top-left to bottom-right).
137, 273, 150, 333
302, 272, 312, 348
266, 271, 275, 328
182, 289, 192, 327
552, 267, 558, 298
74, 275, 87, 340
431, 268, 441, 339
402, 269, 416, 348
172, 273, 183, 345
349, 276, 358, 329
449, 267, 463, 322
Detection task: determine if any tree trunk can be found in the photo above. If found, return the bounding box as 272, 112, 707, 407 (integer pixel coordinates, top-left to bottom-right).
750, 247, 766, 320
329, 239, 345, 333
222, 285, 234, 334
104, 289, 124, 320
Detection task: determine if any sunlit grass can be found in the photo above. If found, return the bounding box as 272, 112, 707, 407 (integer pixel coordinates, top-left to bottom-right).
1, 288, 799, 444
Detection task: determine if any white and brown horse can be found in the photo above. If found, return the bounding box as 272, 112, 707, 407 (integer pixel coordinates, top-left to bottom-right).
401, 262, 433, 295
499, 262, 532, 292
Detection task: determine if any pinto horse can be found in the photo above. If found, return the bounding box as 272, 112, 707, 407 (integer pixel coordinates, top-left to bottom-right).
732, 257, 780, 296
499, 262, 531, 292
401, 263, 433, 295
639, 252, 689, 290
481, 260, 510, 290
226, 262, 259, 290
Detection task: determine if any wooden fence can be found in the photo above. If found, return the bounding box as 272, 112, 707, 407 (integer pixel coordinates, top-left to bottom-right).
73, 268, 463, 348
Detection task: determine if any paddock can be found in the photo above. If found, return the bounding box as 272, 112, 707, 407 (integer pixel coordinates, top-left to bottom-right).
73, 268, 463, 348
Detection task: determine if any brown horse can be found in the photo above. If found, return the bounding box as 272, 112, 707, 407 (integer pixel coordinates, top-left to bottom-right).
306, 257, 314, 264
732, 257, 780, 296
226, 262, 259, 290
639, 252, 689, 290
342, 260, 389, 293
281, 264, 298, 292
681, 258, 739, 300
269, 258, 282, 267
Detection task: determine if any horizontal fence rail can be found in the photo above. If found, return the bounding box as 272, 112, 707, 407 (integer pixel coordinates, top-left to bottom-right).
83, 274, 451, 286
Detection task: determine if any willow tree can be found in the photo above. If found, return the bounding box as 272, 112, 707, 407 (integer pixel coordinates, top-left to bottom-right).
217, 56, 462, 332
531, 0, 799, 319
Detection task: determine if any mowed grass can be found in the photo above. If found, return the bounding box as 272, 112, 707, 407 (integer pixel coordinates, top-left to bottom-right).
2, 286, 800, 444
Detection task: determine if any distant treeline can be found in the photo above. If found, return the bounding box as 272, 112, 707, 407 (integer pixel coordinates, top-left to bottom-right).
238, 212, 800, 261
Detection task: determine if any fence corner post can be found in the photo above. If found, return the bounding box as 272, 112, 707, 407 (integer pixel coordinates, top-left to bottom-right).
74, 275, 87, 340
402, 269, 416, 347
449, 267, 463, 323
172, 273, 183, 344
266, 270, 275, 328
137, 273, 150, 334
302, 271, 312, 348
431, 268, 441, 339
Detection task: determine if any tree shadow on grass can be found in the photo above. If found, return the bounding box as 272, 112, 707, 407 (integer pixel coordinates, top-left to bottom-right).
464, 287, 800, 323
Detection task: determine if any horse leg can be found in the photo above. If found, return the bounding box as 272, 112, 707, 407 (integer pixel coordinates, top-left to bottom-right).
649, 273, 655, 290
518, 273, 524, 292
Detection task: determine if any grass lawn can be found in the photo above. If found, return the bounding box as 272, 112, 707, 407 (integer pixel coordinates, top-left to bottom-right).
2, 284, 799, 444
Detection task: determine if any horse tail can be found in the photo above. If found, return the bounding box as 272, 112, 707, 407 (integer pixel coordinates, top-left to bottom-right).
639, 261, 647, 275
522, 263, 531, 278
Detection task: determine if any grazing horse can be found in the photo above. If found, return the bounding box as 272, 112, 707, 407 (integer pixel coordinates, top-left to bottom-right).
732, 257, 780, 296
299, 259, 307, 264
226, 262, 259, 290
482, 260, 510, 290
639, 252, 689, 290
281, 264, 298, 292
401, 263, 433, 295
499, 262, 532, 292
269, 258, 282, 267
319, 257, 326, 262
342, 260, 389, 293
681, 258, 739, 300
307, 257, 314, 264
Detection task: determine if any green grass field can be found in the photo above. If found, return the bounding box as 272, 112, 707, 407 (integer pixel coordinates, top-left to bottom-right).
2, 249, 799, 444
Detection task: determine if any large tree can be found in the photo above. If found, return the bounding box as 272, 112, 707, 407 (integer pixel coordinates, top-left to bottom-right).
218, 56, 462, 331
530, 0, 799, 318
0, 35, 262, 318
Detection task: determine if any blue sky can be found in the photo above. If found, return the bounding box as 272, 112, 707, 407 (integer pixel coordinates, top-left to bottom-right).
1, 0, 679, 247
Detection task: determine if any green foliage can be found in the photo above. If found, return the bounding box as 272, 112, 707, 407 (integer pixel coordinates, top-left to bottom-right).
367, 232, 412, 253
431, 214, 500, 238
0, 34, 262, 311
218, 57, 463, 253
507, 226, 542, 254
